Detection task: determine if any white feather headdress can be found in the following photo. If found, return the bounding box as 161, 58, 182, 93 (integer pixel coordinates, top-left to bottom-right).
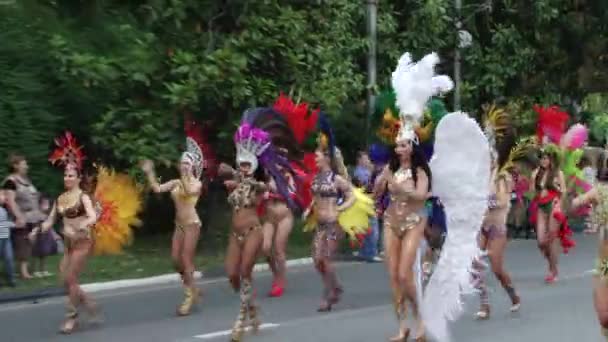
181, 137, 204, 179
391, 52, 454, 144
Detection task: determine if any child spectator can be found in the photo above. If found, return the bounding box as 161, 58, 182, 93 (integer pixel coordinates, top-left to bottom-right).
0, 189, 16, 287
28, 195, 57, 277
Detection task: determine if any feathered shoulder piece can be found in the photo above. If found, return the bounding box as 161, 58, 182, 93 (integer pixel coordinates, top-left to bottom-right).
534, 105, 570, 145
483, 103, 510, 149
49, 131, 86, 170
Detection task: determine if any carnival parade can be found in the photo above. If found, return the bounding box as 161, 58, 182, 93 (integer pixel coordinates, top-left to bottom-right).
1, 2, 608, 342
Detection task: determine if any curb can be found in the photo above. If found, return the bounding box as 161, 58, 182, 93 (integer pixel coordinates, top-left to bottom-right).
0, 257, 317, 305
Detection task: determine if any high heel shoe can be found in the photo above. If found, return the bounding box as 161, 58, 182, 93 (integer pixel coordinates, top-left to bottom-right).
248, 305, 261, 334
177, 287, 194, 316
59, 317, 78, 334
317, 287, 343, 312
230, 307, 246, 342
85, 302, 104, 325
389, 328, 410, 342
475, 304, 490, 320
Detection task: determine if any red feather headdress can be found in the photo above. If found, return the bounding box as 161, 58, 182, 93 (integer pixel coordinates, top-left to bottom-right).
534, 105, 570, 145
49, 131, 86, 170
272, 93, 319, 145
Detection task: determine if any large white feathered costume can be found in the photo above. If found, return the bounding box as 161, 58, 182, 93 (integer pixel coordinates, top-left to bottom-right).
422, 113, 491, 341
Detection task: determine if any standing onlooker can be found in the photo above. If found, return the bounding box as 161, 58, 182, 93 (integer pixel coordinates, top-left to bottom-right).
0, 189, 16, 287
29, 195, 56, 277
2, 154, 45, 279
354, 151, 382, 262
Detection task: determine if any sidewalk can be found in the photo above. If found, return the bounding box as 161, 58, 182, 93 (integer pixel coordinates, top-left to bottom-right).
0, 256, 332, 305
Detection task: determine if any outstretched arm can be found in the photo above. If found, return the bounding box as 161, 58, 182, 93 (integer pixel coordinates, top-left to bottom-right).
572, 188, 598, 208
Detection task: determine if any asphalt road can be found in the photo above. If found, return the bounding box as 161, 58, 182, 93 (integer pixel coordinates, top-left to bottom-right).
0, 235, 601, 342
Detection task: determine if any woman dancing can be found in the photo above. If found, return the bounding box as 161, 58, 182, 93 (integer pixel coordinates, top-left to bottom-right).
41, 162, 99, 333
43, 132, 142, 334
41, 133, 102, 334
530, 148, 567, 284
472, 108, 526, 318
307, 132, 355, 312
374, 52, 457, 342
220, 108, 301, 341
573, 183, 608, 338
140, 124, 206, 316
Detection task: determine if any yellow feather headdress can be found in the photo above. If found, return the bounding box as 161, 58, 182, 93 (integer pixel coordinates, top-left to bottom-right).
483, 103, 510, 151
499, 136, 536, 175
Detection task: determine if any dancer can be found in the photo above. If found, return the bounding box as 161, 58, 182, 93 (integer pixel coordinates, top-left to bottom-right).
43, 132, 142, 334
140, 119, 206, 316
471, 105, 527, 319
301, 112, 373, 312
220, 107, 302, 341
572, 183, 608, 338
260, 94, 317, 297
530, 105, 577, 284
374, 52, 454, 342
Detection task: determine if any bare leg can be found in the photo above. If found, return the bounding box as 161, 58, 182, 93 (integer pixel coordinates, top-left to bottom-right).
177, 225, 201, 316
240, 230, 264, 332
397, 223, 425, 340
547, 204, 562, 279
487, 235, 520, 311
273, 214, 293, 287
61, 241, 94, 334
262, 221, 278, 283
171, 228, 186, 280
473, 233, 490, 319
384, 228, 409, 341
535, 210, 554, 280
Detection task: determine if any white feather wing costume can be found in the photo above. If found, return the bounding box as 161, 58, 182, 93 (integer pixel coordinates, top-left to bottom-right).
422, 112, 491, 342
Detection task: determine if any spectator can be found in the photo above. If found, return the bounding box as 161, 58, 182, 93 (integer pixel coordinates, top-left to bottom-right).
2, 154, 45, 279
0, 189, 16, 287
353, 151, 382, 262
29, 195, 57, 277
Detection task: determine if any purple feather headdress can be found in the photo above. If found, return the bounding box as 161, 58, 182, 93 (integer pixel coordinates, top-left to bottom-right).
234, 109, 303, 213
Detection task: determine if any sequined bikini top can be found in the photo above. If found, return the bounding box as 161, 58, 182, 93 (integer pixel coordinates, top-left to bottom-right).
388, 168, 413, 200
311, 171, 338, 198
57, 190, 86, 219
228, 177, 260, 211
171, 181, 199, 205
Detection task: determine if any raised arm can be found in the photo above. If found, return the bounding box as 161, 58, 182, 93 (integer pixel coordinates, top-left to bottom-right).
408, 167, 430, 201
336, 176, 355, 212
40, 203, 57, 232
572, 188, 598, 208
140, 160, 178, 193
218, 163, 237, 179
373, 166, 390, 201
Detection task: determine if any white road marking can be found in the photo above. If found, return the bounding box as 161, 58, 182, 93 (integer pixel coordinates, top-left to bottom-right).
194, 323, 280, 339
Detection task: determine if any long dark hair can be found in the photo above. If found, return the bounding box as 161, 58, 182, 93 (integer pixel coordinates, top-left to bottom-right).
389, 142, 432, 191
535, 150, 559, 191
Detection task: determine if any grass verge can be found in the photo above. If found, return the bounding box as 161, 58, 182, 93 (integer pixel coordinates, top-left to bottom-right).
0, 226, 314, 295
